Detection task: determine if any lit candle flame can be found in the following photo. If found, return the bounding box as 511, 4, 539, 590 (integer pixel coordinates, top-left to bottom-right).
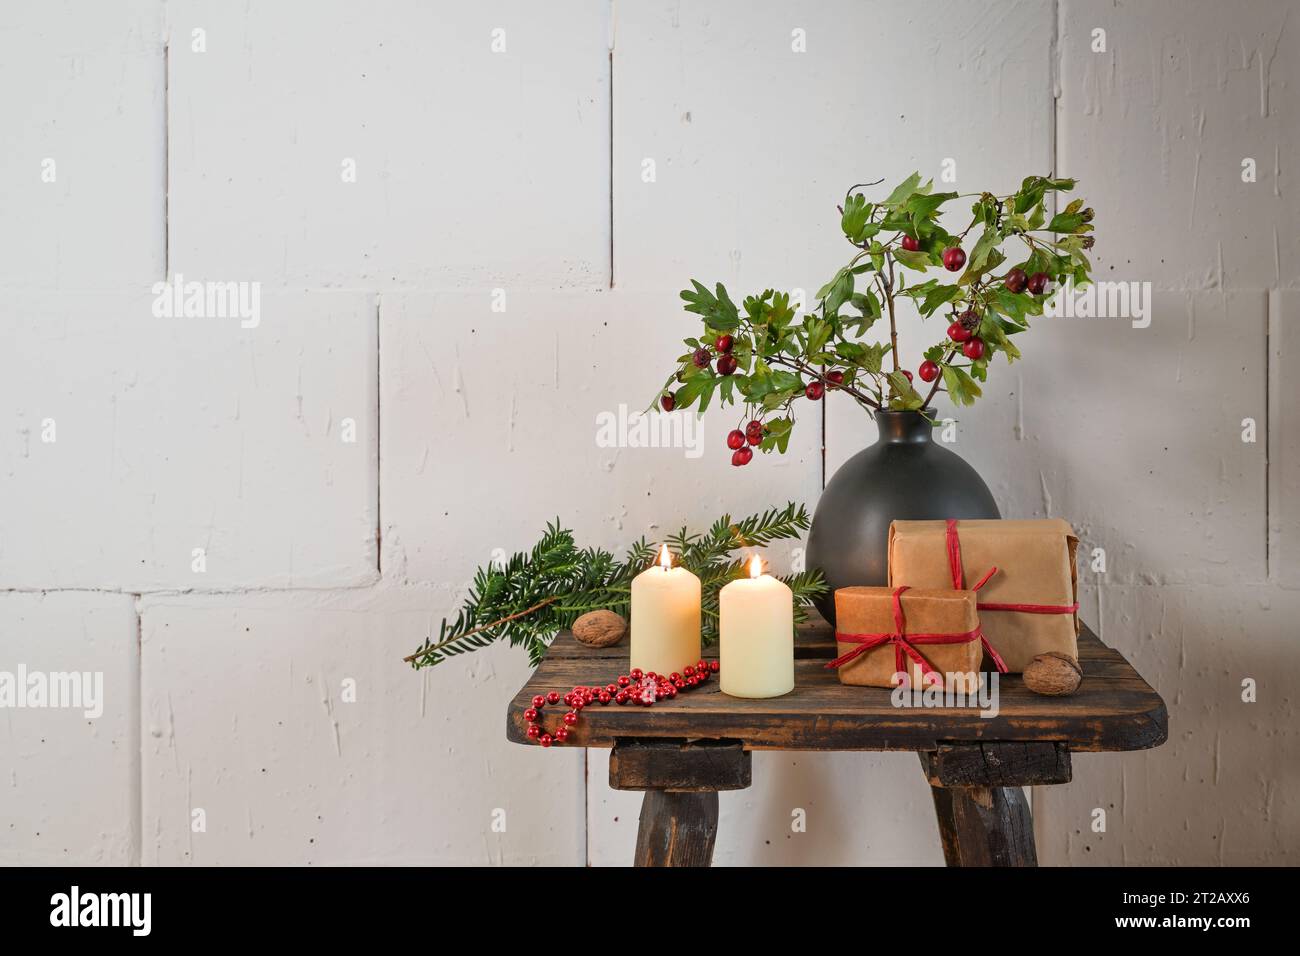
748, 554, 763, 579
658, 544, 672, 571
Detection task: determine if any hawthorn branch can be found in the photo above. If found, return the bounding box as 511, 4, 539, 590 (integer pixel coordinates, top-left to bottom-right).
768, 355, 883, 411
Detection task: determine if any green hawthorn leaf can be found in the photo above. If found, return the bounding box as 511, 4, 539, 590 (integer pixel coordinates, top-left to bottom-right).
893, 249, 932, 271
905, 191, 958, 220
815, 267, 847, 302
1015, 176, 1048, 213
883, 172, 923, 206
978, 315, 1021, 361
941, 365, 982, 406
673, 370, 712, 409
804, 316, 832, 355
990, 286, 1040, 323
887, 371, 925, 410
841, 193, 871, 241
761, 417, 793, 454
1046, 212, 1085, 233
824, 270, 853, 314
923, 344, 945, 363
920, 283, 963, 316
961, 226, 1000, 279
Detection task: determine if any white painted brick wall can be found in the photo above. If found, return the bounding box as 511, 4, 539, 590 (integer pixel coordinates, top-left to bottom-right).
2, 0, 1296, 867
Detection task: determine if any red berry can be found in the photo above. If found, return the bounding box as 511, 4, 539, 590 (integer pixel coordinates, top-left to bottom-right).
523, 708, 538, 722
1004, 268, 1027, 293
900, 234, 921, 252
692, 348, 711, 368
963, 338, 986, 360
947, 321, 972, 343
1027, 272, 1049, 295
918, 360, 939, 383
731, 446, 753, 467
727, 429, 745, 450
717, 354, 738, 376
660, 393, 676, 412
746, 419, 763, 434
901, 370, 914, 383
531, 695, 546, 708
715, 334, 733, 353
539, 734, 553, 747
826, 369, 845, 389
526, 724, 541, 739
629, 668, 643, 680
805, 381, 825, 401
942, 246, 966, 271
746, 430, 761, 446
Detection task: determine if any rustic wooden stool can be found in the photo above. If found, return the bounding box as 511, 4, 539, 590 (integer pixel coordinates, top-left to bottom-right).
506, 616, 1167, 866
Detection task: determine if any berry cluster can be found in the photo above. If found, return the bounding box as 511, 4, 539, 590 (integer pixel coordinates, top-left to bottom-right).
523, 660, 720, 747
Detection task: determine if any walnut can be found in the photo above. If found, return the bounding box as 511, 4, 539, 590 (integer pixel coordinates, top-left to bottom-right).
1023, 652, 1083, 696
572, 610, 627, 647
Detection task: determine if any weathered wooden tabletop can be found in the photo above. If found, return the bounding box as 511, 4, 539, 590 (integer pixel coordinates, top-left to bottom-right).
506, 617, 1167, 753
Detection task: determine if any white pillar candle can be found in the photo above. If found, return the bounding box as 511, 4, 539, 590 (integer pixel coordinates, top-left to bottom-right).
630, 545, 701, 676
719, 555, 794, 698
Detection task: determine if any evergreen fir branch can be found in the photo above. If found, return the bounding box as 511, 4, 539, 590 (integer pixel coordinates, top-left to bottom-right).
404, 502, 825, 669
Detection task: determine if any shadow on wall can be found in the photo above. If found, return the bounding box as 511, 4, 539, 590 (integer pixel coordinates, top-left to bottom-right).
1037, 584, 1299, 865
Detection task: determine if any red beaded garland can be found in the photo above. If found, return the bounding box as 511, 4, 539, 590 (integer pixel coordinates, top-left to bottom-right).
523, 658, 720, 746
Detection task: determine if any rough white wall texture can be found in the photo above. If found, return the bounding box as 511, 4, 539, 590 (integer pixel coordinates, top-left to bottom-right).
1, 0, 1296, 866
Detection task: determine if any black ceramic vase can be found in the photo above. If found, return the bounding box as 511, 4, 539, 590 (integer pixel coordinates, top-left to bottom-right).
805, 409, 999, 623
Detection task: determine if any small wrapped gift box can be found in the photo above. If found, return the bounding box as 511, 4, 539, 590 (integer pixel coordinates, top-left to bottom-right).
829, 586, 993, 688
888, 518, 1079, 673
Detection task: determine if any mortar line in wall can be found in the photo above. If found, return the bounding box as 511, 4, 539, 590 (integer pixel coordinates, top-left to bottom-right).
1265, 292, 1272, 579
1051, 0, 1060, 181
132, 592, 144, 867
608, 47, 615, 289
376, 295, 383, 578
162, 38, 170, 277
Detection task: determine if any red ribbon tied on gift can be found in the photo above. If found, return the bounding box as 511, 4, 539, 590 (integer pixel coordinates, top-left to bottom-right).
945, 519, 1080, 624
827, 585, 1000, 688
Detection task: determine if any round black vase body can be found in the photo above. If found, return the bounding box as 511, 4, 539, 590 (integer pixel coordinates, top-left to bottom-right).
805, 409, 1000, 623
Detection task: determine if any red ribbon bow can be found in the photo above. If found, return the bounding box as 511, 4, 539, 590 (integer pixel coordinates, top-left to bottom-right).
828, 585, 994, 689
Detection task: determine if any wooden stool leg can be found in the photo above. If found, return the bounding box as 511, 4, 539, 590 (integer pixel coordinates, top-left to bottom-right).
928, 785, 1037, 867
919, 743, 1070, 867
634, 791, 719, 867
609, 738, 751, 868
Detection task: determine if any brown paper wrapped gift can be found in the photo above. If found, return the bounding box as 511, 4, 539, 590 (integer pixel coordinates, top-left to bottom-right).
830, 586, 984, 688
888, 518, 1079, 673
